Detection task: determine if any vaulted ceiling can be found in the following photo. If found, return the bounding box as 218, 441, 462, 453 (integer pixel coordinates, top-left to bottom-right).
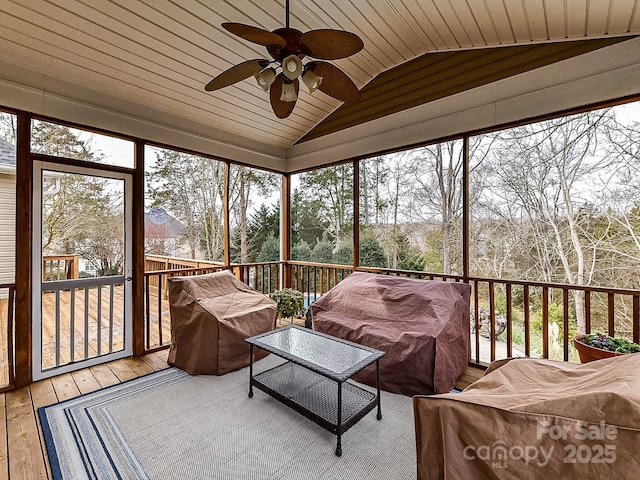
1, 1, 639, 171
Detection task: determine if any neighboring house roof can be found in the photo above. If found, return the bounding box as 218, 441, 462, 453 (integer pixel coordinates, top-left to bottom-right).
0, 138, 16, 171
144, 212, 186, 239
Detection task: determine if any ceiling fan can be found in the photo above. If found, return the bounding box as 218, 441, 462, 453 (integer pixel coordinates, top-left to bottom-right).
204, 0, 364, 119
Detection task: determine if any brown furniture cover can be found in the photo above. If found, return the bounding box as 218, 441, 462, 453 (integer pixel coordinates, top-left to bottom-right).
413, 354, 640, 479
310, 272, 471, 395
167, 270, 276, 375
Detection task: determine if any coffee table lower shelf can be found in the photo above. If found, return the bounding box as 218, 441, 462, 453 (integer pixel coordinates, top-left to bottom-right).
251, 361, 379, 455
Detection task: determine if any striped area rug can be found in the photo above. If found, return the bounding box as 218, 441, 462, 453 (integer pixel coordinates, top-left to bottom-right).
39, 356, 417, 479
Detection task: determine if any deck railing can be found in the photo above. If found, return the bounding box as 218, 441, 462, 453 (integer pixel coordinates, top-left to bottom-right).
0, 283, 15, 392
142, 256, 640, 366
289, 261, 462, 298
42, 255, 79, 281
144, 254, 227, 299
40, 276, 126, 371
468, 276, 640, 364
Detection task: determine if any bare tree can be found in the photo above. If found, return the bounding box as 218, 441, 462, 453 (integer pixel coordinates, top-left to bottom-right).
228, 165, 278, 263
0, 112, 16, 143
298, 164, 353, 247
407, 141, 465, 274
484, 109, 616, 333
359, 156, 388, 226
147, 150, 225, 261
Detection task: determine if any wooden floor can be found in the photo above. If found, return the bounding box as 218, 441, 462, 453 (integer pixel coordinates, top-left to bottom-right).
0, 346, 484, 480
1, 350, 171, 480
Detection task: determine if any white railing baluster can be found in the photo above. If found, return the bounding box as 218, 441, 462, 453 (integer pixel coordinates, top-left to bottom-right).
70, 289, 75, 363
97, 285, 102, 356
84, 286, 89, 360
55, 289, 61, 367
109, 284, 115, 353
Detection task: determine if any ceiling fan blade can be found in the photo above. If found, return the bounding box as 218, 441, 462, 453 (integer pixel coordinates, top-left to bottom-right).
269, 75, 298, 119
205, 59, 269, 91
309, 61, 360, 104
300, 29, 364, 60
222, 23, 286, 48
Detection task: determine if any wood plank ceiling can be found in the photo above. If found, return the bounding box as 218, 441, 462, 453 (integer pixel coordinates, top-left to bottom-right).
0, 0, 639, 150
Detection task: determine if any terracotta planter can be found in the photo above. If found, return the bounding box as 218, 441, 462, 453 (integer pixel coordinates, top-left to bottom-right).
573, 335, 625, 363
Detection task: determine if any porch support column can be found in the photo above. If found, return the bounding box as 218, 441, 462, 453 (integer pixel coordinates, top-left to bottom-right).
352, 160, 360, 270
462, 136, 470, 283
281, 174, 291, 288
223, 162, 231, 266
132, 140, 145, 356
15, 111, 32, 388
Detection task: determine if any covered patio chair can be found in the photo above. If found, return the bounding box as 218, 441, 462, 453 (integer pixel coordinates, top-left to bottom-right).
413, 354, 640, 479
167, 270, 277, 375
311, 272, 471, 395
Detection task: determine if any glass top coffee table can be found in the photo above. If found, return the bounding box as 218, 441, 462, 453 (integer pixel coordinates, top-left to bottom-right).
245, 325, 385, 456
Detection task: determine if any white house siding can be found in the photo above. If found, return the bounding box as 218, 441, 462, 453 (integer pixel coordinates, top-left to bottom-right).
0, 172, 16, 290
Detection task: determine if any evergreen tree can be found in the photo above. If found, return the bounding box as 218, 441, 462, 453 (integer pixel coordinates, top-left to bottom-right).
291, 239, 312, 261
231, 204, 279, 263
291, 189, 328, 248
256, 234, 280, 262
311, 234, 334, 264
359, 237, 386, 268
395, 233, 426, 271
333, 243, 353, 265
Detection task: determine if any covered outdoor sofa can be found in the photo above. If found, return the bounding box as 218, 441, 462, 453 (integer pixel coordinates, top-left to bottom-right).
413, 354, 640, 479
310, 272, 471, 396
167, 270, 277, 375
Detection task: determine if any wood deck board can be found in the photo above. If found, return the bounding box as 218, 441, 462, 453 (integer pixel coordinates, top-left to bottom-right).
29, 380, 56, 480
70, 369, 102, 395
88, 364, 121, 388
139, 351, 169, 371
122, 357, 154, 377
49, 374, 80, 403
0, 394, 8, 480
29, 381, 57, 410
6, 387, 47, 479
107, 359, 139, 383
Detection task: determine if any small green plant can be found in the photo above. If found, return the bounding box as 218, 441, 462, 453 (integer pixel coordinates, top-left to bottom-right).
270, 288, 305, 323
578, 333, 640, 354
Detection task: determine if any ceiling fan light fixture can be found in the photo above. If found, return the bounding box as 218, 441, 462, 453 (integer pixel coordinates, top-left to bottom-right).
208, 0, 363, 117
302, 69, 322, 93
255, 67, 276, 91
280, 81, 297, 102
282, 54, 303, 80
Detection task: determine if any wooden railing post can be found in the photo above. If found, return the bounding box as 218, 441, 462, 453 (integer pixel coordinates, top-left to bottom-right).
282, 174, 291, 289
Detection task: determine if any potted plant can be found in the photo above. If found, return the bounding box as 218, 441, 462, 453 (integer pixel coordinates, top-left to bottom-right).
573, 332, 640, 363
270, 288, 305, 325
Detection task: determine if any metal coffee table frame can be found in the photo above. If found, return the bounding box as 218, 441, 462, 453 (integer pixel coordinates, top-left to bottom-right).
245, 325, 384, 456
